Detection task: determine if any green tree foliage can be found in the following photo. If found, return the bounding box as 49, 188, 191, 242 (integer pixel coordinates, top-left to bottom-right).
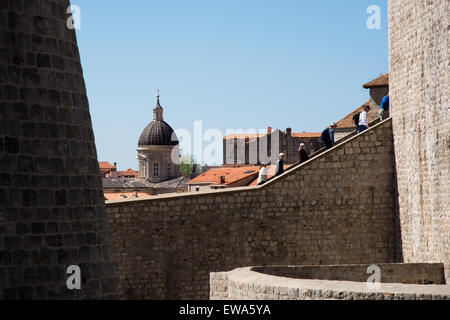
179, 154, 202, 177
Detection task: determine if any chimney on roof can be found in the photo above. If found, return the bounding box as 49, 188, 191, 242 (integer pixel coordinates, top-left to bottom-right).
114, 162, 117, 168
267, 126, 272, 134
219, 176, 225, 184
286, 128, 292, 136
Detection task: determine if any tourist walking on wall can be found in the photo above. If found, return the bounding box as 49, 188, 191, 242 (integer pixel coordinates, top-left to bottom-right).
298, 143, 309, 164
358, 105, 371, 133
321, 124, 336, 149
380, 94, 390, 120
257, 163, 269, 185
275, 153, 285, 177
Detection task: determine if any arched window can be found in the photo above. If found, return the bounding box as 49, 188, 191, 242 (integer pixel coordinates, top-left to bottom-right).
153, 162, 159, 177
168, 162, 172, 177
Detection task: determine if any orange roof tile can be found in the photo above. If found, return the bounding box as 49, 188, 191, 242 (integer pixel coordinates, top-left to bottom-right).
223, 133, 265, 140
104, 191, 153, 201
188, 166, 260, 186
290, 132, 321, 138
99, 161, 115, 169
362, 73, 389, 88
224, 132, 321, 140
334, 101, 370, 129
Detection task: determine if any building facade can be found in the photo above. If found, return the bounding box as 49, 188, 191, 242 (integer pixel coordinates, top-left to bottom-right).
223, 128, 321, 165
137, 94, 180, 182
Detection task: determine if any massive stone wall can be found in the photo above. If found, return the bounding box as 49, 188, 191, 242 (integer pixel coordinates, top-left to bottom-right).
0, 0, 116, 299
388, 0, 449, 280
107, 119, 397, 299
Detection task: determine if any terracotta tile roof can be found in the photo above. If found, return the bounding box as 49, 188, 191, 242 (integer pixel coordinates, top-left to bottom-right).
224, 132, 321, 140
108, 171, 138, 178
248, 165, 290, 186
99, 161, 115, 169
362, 73, 389, 88
290, 132, 321, 138
223, 134, 265, 140
187, 166, 260, 186
104, 191, 153, 201
334, 100, 370, 129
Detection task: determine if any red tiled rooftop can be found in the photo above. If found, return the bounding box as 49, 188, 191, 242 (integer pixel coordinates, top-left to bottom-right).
223, 134, 265, 140
224, 132, 321, 140
188, 166, 260, 186
104, 191, 153, 201
334, 101, 370, 129
99, 161, 115, 169
290, 132, 321, 138
362, 73, 389, 88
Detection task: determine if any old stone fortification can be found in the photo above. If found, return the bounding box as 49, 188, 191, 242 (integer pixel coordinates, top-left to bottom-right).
389, 0, 449, 279
106, 119, 397, 299
1, 0, 447, 301
210, 266, 450, 300
0, 0, 116, 299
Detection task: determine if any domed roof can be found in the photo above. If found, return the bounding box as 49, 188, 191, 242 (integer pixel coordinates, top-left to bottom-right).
138, 120, 178, 146
138, 94, 179, 146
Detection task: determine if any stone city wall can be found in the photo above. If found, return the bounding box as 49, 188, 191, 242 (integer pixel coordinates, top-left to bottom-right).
0, 0, 116, 299
106, 119, 398, 299
388, 0, 450, 280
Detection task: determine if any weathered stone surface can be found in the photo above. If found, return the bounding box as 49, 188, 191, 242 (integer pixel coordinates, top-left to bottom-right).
107, 120, 398, 299
210, 267, 450, 300
0, 0, 117, 299
389, 0, 449, 281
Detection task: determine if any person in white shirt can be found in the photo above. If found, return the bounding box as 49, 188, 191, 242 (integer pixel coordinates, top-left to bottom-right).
257, 163, 269, 185
358, 105, 371, 133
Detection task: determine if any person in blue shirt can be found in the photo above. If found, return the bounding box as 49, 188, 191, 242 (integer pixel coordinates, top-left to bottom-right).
321, 124, 336, 149
329, 123, 336, 145
380, 94, 390, 120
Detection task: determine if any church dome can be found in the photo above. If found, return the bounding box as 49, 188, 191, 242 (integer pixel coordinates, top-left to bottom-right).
138, 120, 178, 146
138, 93, 179, 146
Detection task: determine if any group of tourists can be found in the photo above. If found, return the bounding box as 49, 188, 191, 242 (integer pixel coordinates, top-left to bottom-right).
257, 144, 310, 185
256, 94, 390, 185
353, 93, 390, 134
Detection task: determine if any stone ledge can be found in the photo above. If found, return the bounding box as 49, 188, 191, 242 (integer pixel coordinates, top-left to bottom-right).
210, 265, 450, 300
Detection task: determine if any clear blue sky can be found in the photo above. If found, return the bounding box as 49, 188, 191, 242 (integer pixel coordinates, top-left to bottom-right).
73, 0, 388, 170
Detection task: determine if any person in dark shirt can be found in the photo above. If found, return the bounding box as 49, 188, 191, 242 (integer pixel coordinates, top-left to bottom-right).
275, 153, 285, 176
352, 112, 360, 133
298, 143, 309, 164
380, 94, 390, 120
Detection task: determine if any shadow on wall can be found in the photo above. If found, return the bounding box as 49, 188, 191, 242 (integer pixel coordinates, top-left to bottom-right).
392, 143, 404, 263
